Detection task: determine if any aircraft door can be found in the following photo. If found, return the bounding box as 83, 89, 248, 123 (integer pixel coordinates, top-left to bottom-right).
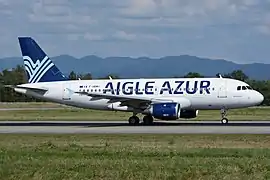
218, 80, 227, 98
62, 83, 72, 101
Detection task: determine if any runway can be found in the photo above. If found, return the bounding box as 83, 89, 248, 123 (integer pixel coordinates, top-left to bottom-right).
0, 120, 270, 134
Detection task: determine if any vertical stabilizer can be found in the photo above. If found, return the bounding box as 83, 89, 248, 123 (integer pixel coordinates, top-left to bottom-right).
18, 37, 67, 83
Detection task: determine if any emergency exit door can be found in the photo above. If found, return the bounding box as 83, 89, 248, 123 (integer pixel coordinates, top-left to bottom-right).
218, 80, 227, 98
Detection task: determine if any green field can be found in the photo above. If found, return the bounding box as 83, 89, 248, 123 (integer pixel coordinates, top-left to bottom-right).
0, 134, 270, 180
0, 102, 64, 109
0, 102, 270, 121
1, 104, 270, 179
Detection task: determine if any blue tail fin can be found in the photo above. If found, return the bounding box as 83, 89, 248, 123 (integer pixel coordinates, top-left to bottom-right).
18, 37, 67, 83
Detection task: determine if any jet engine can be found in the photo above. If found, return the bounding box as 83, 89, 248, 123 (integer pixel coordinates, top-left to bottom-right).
144, 102, 181, 120
180, 109, 199, 119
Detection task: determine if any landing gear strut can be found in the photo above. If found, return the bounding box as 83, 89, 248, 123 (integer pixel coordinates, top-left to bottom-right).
128, 116, 140, 125
143, 115, 154, 125
220, 108, 228, 124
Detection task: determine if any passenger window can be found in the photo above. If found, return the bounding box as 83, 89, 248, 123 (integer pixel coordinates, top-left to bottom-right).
237, 86, 241, 91
242, 86, 247, 90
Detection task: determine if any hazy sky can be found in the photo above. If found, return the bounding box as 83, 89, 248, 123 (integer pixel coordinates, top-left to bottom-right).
0, 0, 270, 63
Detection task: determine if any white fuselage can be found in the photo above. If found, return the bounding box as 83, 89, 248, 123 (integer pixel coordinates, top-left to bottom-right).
15, 77, 264, 113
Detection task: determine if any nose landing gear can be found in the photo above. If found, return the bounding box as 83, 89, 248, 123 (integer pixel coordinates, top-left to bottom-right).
221, 108, 228, 124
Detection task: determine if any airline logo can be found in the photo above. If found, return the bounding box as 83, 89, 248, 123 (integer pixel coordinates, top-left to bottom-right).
102, 80, 211, 95
23, 56, 54, 83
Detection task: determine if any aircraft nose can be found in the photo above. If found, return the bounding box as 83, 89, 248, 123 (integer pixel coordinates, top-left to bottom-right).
253, 91, 264, 105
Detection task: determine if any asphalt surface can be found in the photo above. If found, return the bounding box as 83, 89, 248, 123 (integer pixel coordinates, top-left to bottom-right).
0, 120, 270, 134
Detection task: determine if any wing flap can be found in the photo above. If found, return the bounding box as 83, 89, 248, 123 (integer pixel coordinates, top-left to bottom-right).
74, 91, 153, 108
74, 91, 178, 107
75, 91, 152, 102
82, 92, 191, 109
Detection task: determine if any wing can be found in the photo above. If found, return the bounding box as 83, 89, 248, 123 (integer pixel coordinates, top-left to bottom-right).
74, 90, 176, 109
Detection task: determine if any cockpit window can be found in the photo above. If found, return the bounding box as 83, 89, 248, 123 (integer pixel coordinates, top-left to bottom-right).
237, 85, 253, 91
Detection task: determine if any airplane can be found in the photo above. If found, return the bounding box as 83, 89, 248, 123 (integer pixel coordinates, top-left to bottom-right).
7, 37, 264, 125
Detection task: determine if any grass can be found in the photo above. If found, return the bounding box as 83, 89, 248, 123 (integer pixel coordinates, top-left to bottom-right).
0, 108, 132, 121
0, 134, 270, 180
0, 102, 64, 108
0, 105, 270, 121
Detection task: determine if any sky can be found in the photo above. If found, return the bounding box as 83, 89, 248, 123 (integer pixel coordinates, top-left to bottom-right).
0, 0, 270, 64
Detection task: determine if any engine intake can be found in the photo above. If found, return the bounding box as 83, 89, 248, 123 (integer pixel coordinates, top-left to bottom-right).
147, 102, 181, 120
180, 110, 198, 119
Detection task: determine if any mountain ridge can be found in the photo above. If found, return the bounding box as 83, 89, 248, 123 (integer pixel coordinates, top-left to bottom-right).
0, 55, 269, 80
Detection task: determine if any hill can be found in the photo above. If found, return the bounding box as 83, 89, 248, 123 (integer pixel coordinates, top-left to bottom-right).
0, 55, 269, 80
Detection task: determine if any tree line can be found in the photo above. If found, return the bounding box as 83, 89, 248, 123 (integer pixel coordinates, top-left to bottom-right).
0, 65, 269, 105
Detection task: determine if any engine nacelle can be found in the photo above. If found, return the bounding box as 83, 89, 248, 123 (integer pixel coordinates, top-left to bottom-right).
146, 102, 181, 120
180, 110, 199, 119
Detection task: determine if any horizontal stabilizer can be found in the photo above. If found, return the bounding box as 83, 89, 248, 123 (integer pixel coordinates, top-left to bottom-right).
4, 85, 48, 94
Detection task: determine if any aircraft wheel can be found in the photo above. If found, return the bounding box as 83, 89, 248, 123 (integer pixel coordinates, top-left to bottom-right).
143, 115, 154, 125
220, 107, 228, 124
221, 118, 228, 124
128, 116, 140, 125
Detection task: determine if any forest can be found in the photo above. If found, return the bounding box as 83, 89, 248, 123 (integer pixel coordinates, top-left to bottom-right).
0, 65, 269, 105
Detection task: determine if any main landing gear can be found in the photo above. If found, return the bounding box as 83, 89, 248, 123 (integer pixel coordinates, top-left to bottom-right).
128, 114, 154, 125
220, 108, 228, 124
142, 115, 154, 125
128, 116, 140, 125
